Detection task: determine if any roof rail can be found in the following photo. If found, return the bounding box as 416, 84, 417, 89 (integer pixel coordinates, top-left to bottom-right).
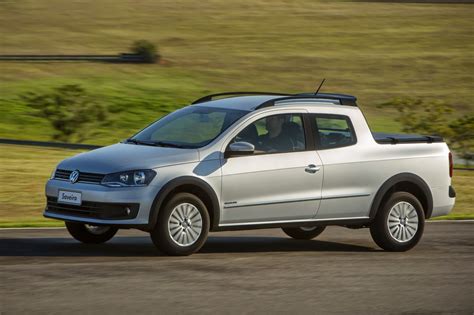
255, 93, 358, 109
191, 91, 290, 104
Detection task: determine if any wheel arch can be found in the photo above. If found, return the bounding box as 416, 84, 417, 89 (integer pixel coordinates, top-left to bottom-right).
369, 173, 433, 220
148, 176, 220, 231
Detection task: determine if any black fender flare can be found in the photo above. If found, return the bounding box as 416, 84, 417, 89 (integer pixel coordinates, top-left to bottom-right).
369, 173, 433, 219
148, 176, 220, 231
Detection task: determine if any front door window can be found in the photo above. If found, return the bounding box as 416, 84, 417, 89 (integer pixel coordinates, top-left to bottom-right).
232, 114, 306, 154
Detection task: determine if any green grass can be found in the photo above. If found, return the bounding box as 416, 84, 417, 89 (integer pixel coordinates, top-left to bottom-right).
454, 164, 474, 169
0, 145, 85, 227
0, 221, 64, 228
0, 0, 473, 145
0, 144, 472, 228
431, 214, 474, 221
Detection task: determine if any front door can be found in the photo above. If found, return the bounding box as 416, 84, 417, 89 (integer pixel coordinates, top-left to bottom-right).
219, 113, 324, 225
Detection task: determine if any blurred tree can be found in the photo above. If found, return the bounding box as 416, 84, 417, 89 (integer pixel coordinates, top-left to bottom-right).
379, 97, 473, 165
449, 115, 474, 166
130, 40, 160, 63
22, 85, 107, 142
378, 97, 453, 136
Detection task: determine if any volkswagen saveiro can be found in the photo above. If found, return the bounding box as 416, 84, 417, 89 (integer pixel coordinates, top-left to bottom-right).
44, 92, 456, 255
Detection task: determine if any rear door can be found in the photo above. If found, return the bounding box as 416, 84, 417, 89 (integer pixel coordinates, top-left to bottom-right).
219, 111, 324, 225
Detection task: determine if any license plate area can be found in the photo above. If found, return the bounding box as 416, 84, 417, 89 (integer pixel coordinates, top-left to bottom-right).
57, 190, 82, 205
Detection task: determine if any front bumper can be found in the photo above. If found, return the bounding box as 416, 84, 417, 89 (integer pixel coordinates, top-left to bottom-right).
44, 179, 160, 226
46, 196, 139, 220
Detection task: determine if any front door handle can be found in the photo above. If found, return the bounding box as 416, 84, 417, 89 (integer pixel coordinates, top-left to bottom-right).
305, 164, 321, 174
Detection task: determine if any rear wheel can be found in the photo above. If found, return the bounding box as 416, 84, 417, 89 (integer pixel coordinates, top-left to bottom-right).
282, 226, 326, 240
65, 222, 118, 244
370, 191, 425, 251
150, 193, 210, 256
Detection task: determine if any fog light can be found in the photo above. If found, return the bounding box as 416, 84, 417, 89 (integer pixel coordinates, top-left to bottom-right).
125, 207, 131, 215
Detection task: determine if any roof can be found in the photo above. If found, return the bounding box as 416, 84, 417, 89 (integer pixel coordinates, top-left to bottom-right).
191, 92, 357, 111
194, 95, 278, 111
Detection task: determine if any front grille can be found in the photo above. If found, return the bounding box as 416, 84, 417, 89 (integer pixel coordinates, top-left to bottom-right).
46, 197, 139, 220
54, 169, 105, 184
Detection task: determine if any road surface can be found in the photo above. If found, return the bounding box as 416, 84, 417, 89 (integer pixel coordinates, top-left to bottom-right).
1, 222, 473, 314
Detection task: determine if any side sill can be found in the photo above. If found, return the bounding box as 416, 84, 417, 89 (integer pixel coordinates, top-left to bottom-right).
213, 217, 371, 232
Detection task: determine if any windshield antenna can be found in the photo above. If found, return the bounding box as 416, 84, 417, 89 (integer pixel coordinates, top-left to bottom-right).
314, 78, 326, 95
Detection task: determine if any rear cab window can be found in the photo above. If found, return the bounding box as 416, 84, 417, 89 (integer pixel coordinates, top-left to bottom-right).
312, 114, 357, 149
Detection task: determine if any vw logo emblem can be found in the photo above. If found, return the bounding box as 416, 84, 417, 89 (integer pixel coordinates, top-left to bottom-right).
69, 170, 80, 184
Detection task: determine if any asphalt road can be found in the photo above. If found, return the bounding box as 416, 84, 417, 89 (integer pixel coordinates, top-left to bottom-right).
1, 222, 473, 314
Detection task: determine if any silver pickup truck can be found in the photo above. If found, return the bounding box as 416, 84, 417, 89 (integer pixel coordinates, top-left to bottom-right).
44, 92, 456, 255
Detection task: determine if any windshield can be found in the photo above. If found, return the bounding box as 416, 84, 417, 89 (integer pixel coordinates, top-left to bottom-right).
129, 106, 249, 148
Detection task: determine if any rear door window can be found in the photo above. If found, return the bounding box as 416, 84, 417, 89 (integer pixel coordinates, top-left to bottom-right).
313, 114, 357, 149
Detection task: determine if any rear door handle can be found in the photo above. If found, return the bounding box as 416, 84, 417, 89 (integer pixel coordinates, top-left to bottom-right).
305, 164, 321, 174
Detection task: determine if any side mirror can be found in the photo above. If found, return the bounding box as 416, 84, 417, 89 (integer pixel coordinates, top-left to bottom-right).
225, 141, 255, 158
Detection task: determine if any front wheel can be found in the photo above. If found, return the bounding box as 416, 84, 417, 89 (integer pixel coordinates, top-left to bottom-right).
65, 222, 118, 244
150, 193, 210, 256
370, 191, 425, 251
282, 226, 326, 240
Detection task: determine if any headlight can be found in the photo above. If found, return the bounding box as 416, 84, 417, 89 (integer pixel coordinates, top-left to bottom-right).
50, 167, 57, 179
101, 169, 156, 187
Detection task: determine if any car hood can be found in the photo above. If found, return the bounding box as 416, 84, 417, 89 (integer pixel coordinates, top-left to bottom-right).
58, 143, 200, 174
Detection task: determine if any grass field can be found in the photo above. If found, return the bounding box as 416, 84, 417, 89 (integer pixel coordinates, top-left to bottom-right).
0, 144, 471, 227
1, 0, 473, 145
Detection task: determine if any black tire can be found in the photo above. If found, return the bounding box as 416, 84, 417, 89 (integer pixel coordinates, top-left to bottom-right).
370, 191, 425, 252
282, 226, 326, 240
65, 222, 118, 244
150, 192, 210, 256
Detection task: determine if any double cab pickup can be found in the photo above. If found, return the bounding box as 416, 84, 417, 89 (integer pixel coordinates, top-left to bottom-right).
44, 92, 455, 255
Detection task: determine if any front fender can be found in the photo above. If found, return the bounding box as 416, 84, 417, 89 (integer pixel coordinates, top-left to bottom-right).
147, 176, 221, 231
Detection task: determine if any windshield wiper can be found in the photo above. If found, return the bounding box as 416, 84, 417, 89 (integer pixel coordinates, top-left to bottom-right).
125, 138, 187, 148
154, 141, 185, 148
124, 138, 159, 147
